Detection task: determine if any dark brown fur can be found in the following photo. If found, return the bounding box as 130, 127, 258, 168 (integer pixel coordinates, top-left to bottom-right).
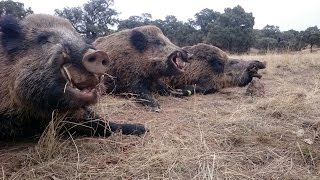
0, 14, 146, 140
164, 43, 266, 95
94, 25, 190, 110
223, 58, 266, 88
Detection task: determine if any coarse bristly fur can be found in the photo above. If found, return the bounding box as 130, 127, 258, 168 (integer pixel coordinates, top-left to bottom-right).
164, 43, 266, 95
94, 25, 190, 110
0, 14, 146, 140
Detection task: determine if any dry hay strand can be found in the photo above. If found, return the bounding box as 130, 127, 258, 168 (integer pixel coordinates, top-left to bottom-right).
33, 111, 68, 162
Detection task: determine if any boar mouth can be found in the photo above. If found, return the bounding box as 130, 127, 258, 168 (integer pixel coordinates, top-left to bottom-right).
169, 51, 188, 72
247, 61, 266, 79
60, 64, 101, 103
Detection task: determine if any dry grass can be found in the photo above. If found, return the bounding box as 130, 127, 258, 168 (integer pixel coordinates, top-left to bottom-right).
1, 52, 320, 179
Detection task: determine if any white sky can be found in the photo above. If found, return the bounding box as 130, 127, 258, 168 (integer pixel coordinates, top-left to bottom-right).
16, 0, 320, 31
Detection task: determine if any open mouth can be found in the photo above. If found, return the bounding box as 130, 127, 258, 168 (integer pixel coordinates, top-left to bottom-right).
247, 61, 266, 79
249, 66, 262, 78
170, 51, 188, 71
60, 64, 101, 103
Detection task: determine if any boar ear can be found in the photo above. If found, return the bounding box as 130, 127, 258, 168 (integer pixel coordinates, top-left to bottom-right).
0, 16, 24, 54
130, 30, 147, 52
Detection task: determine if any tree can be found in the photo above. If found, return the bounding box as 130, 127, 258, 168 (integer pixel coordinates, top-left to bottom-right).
160, 15, 179, 42
206, 5, 255, 53
261, 25, 281, 39
118, 16, 145, 30
281, 30, 305, 51
0, 0, 33, 19
141, 13, 152, 24
252, 25, 281, 52
55, 0, 118, 39
117, 13, 152, 30
253, 25, 281, 52
253, 25, 307, 52
193, 8, 220, 33
302, 26, 320, 52
255, 37, 278, 52
150, 15, 201, 46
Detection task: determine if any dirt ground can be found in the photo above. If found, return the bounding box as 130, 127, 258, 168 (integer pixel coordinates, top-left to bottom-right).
1, 52, 320, 179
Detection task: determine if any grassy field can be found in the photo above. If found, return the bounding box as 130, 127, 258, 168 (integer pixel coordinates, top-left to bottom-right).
1, 52, 320, 179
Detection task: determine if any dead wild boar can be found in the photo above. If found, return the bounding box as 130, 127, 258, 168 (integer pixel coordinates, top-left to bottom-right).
93, 25, 190, 111
164, 43, 266, 95
0, 14, 146, 139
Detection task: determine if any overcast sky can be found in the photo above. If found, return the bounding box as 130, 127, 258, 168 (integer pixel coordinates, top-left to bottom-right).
16, 0, 320, 31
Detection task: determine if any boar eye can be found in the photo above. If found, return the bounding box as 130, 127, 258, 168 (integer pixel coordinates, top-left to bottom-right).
37, 33, 52, 45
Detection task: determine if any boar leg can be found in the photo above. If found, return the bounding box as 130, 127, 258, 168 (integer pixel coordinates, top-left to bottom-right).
154, 80, 170, 96
177, 85, 218, 96
65, 108, 147, 137
154, 80, 186, 97
133, 79, 160, 109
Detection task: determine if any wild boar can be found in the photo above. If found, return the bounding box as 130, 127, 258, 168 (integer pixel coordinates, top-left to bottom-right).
94, 25, 190, 111
163, 43, 266, 95
0, 14, 146, 139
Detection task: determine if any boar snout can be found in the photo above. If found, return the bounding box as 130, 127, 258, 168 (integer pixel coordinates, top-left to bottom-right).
82, 49, 109, 75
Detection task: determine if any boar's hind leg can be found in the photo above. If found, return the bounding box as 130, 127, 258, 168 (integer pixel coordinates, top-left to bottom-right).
65, 108, 147, 137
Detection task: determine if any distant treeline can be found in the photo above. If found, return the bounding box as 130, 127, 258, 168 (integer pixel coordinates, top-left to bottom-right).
1, 0, 320, 53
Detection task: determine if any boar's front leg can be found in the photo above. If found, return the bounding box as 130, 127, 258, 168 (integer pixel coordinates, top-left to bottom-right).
154, 79, 186, 97
154, 79, 172, 96
153, 80, 200, 97
133, 78, 160, 111
177, 84, 219, 96
65, 108, 147, 137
